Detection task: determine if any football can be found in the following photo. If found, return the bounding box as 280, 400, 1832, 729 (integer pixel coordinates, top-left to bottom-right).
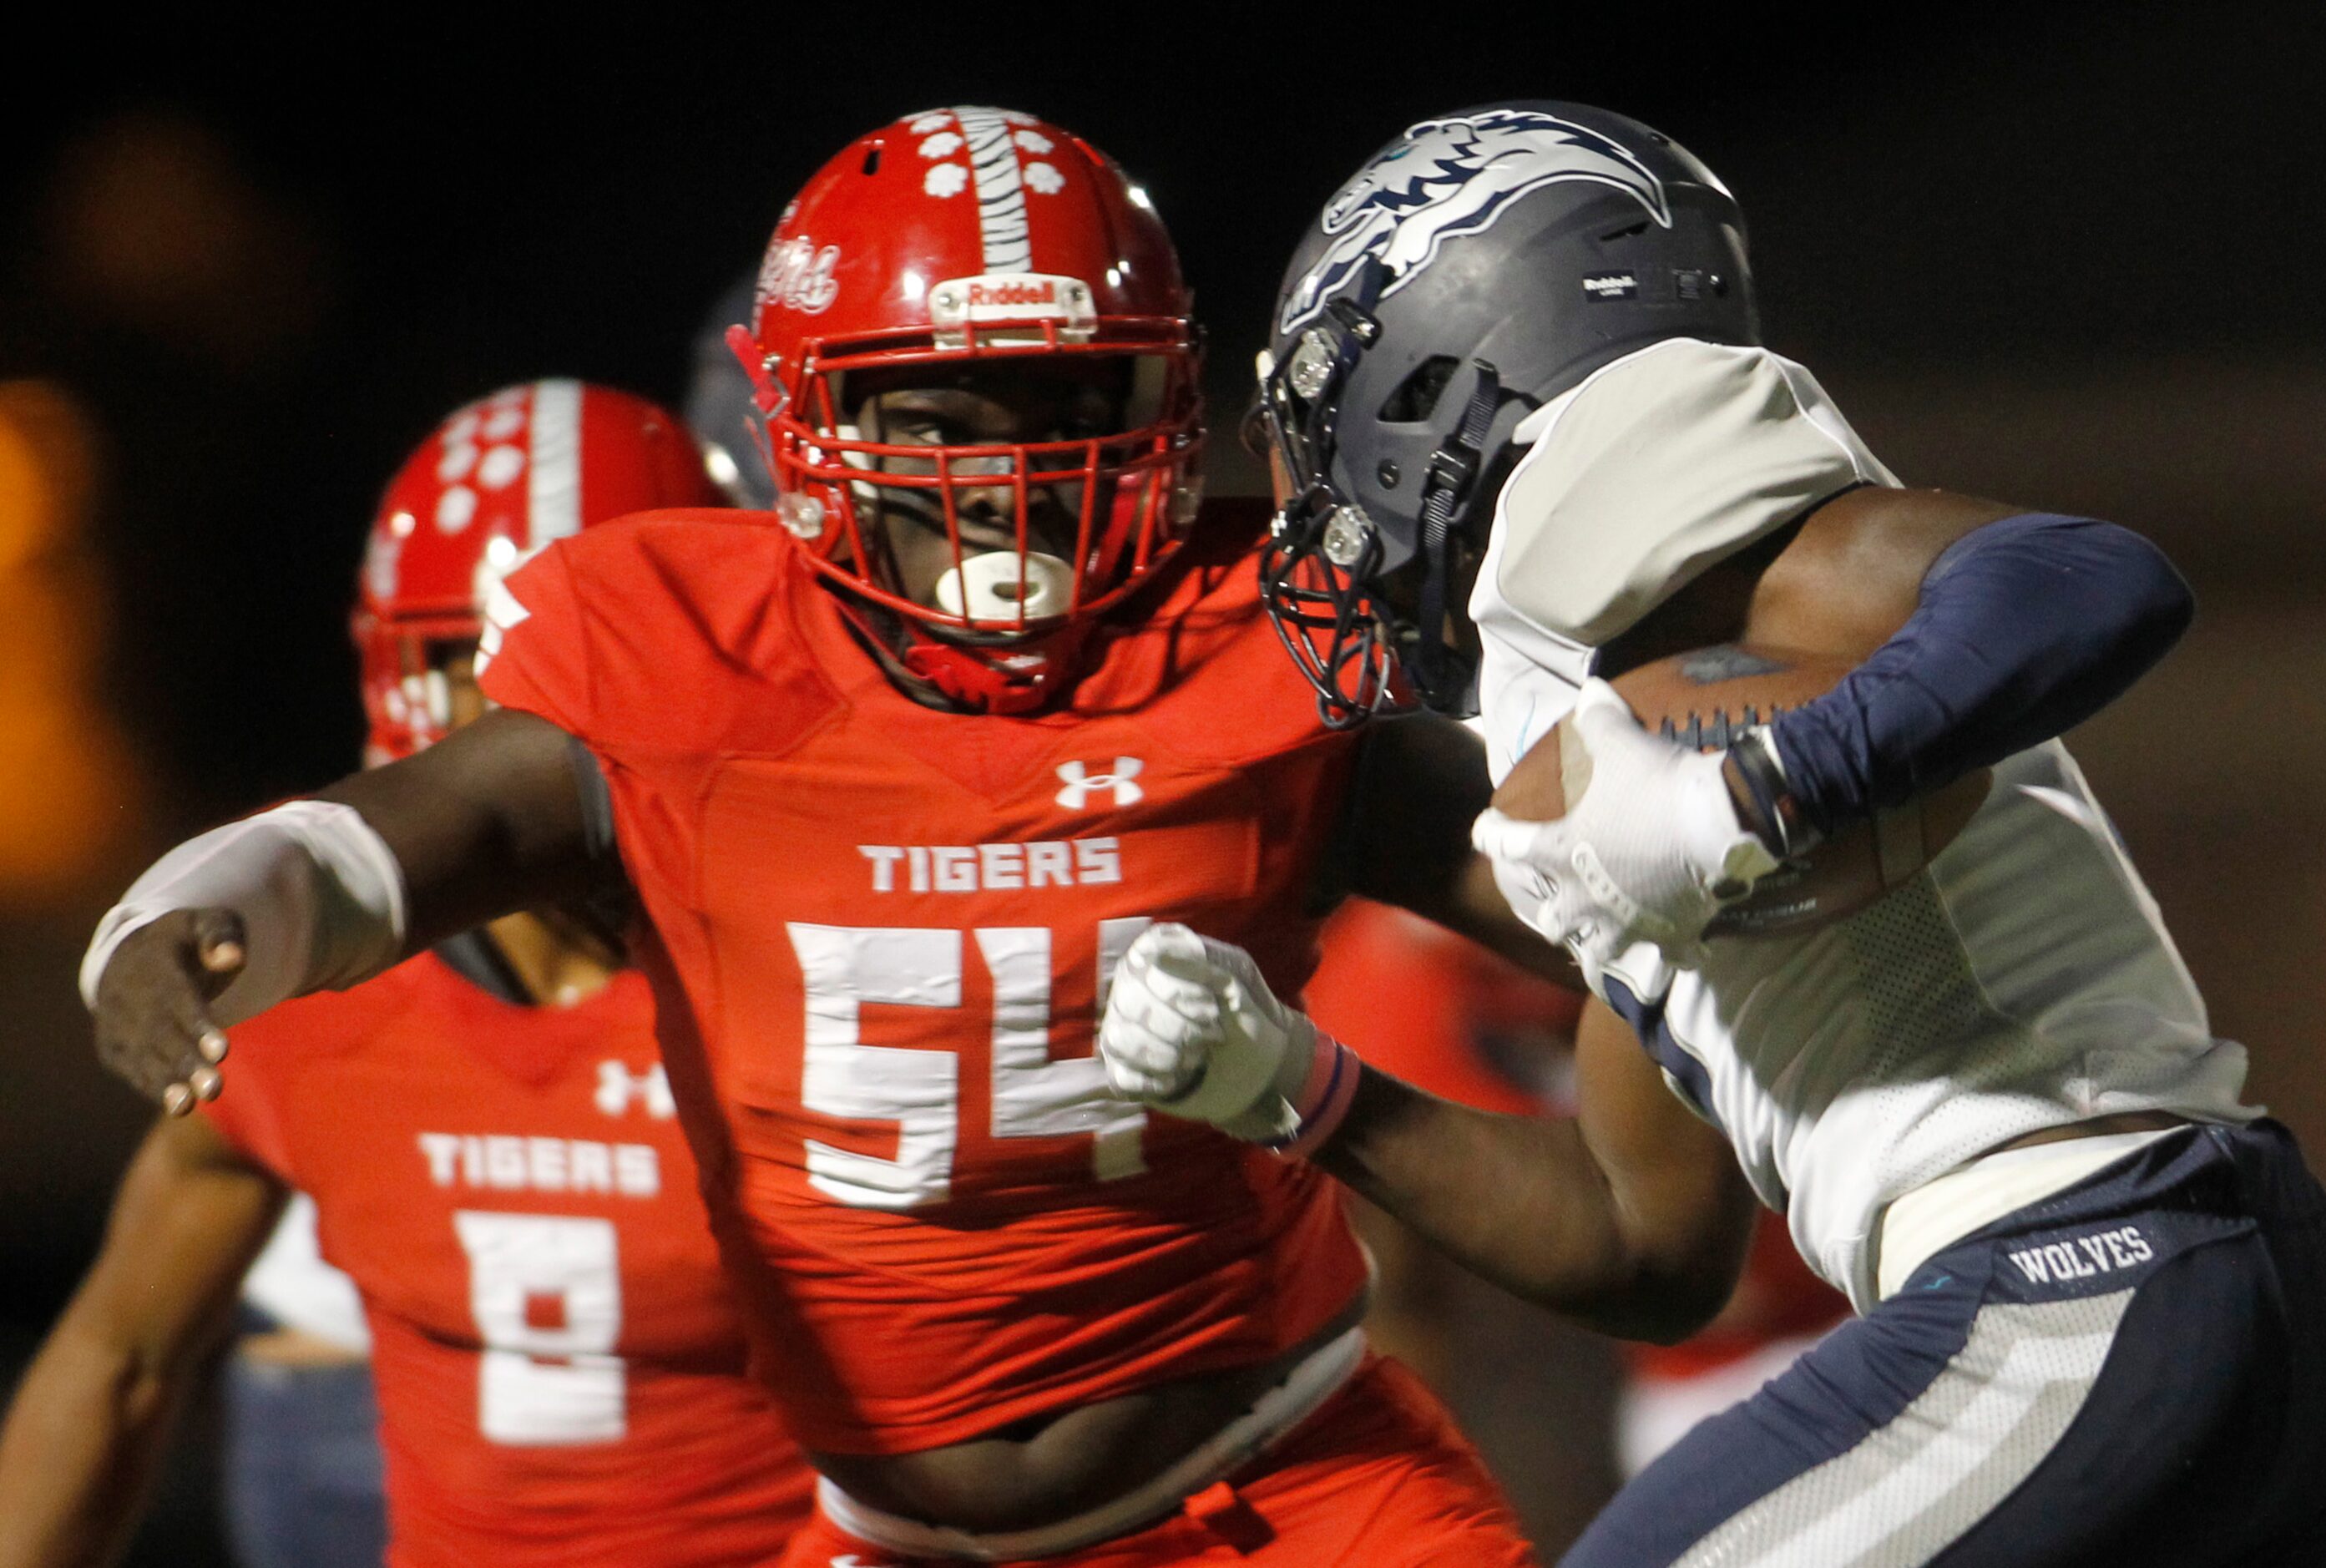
1489, 644, 1991, 936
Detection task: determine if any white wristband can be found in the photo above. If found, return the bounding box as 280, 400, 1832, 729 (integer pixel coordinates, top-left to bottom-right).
79, 801, 409, 1024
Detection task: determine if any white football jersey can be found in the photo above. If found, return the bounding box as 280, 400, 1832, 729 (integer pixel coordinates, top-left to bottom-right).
1471, 339, 2257, 1312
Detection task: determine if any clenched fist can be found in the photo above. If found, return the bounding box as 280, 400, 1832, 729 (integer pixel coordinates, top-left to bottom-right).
1098, 923, 1357, 1153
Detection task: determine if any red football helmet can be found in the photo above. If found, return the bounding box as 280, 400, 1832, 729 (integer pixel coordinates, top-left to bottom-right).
352, 380, 723, 761
737, 106, 1203, 713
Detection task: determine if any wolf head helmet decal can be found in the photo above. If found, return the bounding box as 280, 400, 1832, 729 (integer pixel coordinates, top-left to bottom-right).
1277, 108, 1673, 336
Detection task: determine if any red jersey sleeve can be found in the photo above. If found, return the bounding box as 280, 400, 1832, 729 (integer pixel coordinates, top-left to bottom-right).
476, 513, 833, 767
476, 538, 597, 739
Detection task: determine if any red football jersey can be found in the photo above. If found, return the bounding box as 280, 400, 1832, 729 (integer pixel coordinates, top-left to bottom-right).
203, 955, 813, 1568
477, 504, 1373, 1454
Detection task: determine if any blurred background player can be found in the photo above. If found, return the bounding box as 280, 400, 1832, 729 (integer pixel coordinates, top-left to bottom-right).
685, 274, 776, 511
1, 382, 815, 1567
82, 110, 1548, 1566
222, 336, 812, 1565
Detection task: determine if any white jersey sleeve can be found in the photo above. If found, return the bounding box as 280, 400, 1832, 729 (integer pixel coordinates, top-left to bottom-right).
1469, 337, 1895, 784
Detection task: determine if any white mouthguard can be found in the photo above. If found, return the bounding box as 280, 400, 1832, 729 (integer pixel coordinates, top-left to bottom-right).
933, 551, 1074, 622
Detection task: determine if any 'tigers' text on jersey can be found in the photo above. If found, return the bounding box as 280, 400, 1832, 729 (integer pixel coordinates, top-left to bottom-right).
859, 837, 1122, 894
418, 1132, 661, 1197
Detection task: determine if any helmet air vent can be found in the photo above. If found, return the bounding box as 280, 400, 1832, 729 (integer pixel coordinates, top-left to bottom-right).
1379, 356, 1459, 424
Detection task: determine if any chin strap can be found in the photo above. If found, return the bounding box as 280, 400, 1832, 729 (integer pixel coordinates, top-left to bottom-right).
824, 585, 1089, 716
723, 325, 784, 417
1406, 358, 1502, 713
902, 637, 1066, 716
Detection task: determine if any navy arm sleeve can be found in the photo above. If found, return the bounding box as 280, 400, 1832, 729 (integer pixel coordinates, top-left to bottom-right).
1767, 513, 2192, 835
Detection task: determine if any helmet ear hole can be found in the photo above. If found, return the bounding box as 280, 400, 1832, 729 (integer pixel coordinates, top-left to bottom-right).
1378, 356, 1460, 424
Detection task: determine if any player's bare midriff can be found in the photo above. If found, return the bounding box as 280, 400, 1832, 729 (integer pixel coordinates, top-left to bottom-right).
1988, 1108, 2193, 1159
806, 1291, 1371, 1531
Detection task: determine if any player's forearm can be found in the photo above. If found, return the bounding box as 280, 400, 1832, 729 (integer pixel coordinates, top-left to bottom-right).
313, 711, 610, 953
1312, 1065, 1732, 1342
1757, 513, 2191, 840
80, 801, 410, 1031
0, 1320, 196, 1568
88, 710, 600, 1014
84, 712, 608, 1108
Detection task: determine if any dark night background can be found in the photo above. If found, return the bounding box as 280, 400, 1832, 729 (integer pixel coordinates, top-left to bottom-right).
3, 5, 2322, 1557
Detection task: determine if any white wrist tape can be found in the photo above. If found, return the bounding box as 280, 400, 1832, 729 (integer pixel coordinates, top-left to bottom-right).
79, 801, 409, 1025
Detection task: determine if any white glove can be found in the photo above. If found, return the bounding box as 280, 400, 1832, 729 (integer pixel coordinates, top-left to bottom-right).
1100, 923, 1350, 1149
1471, 678, 1779, 972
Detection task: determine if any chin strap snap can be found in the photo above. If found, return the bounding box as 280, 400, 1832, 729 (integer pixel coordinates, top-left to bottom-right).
902, 640, 1056, 715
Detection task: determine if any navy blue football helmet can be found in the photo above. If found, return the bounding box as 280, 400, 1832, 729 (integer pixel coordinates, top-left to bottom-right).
1257, 102, 1757, 724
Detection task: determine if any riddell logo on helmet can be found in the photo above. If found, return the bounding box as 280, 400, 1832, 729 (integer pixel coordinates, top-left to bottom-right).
968, 279, 1056, 309
928, 273, 1096, 341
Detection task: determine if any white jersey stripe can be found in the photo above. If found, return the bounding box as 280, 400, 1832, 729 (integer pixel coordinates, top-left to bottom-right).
526, 378, 584, 544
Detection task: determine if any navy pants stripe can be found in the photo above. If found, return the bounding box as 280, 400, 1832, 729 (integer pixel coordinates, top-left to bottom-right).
1565, 1121, 2326, 1566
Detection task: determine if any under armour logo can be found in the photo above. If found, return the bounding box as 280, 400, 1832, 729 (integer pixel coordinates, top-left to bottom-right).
594, 1060, 674, 1119
1055, 756, 1144, 809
